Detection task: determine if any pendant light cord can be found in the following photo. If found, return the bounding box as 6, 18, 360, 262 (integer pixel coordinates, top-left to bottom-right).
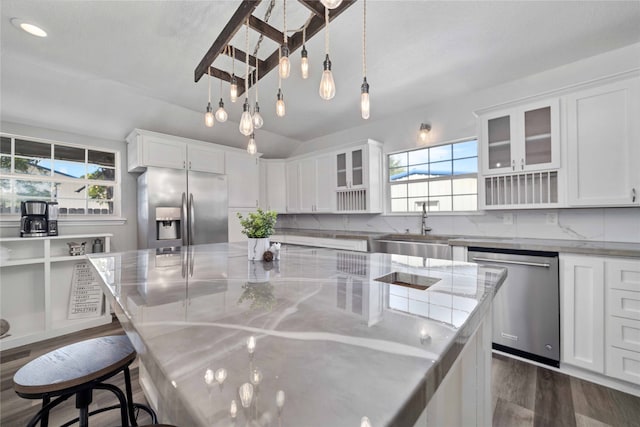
232, 45, 235, 76
255, 56, 259, 102
362, 0, 367, 78
325, 7, 329, 55
208, 68, 211, 103
245, 17, 249, 95
283, 0, 287, 45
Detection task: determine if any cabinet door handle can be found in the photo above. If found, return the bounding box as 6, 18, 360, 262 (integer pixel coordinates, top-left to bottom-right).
189, 161, 192, 169
633, 188, 637, 203
520, 158, 524, 170
512, 160, 515, 171
183, 161, 186, 169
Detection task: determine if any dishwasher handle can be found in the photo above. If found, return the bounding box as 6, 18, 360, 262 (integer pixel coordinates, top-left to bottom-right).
471, 257, 551, 268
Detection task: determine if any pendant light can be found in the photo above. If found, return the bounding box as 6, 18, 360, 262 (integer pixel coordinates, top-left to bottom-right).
300, 26, 309, 79
230, 46, 238, 103
247, 133, 257, 155
276, 88, 286, 117
204, 68, 214, 127
279, 0, 290, 79
321, 0, 343, 9
215, 79, 228, 122
360, 0, 370, 120
252, 57, 264, 129
276, 48, 286, 117
239, 18, 254, 136
319, 7, 336, 100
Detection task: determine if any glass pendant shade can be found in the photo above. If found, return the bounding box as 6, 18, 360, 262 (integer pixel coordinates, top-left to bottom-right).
321, 0, 343, 9
276, 89, 286, 117
205, 102, 214, 127
239, 383, 254, 408
301, 46, 309, 79
215, 98, 228, 122
279, 45, 291, 79
360, 77, 370, 119
239, 99, 254, 136
319, 54, 336, 100
247, 134, 257, 155
252, 103, 264, 129
230, 75, 238, 102
418, 123, 431, 143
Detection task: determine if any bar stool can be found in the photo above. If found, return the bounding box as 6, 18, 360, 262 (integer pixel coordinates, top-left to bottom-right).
13, 335, 157, 427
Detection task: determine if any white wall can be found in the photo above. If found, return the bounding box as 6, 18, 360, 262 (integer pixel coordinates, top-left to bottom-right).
0, 121, 138, 251
276, 43, 640, 244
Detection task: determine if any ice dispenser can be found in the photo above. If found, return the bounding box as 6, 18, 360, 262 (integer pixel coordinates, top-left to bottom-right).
156, 207, 181, 240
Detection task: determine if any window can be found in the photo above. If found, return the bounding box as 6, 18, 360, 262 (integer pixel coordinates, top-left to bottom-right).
388, 139, 478, 213
0, 135, 119, 217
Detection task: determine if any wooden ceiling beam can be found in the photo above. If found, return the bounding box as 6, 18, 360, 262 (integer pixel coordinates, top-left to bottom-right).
248, 15, 284, 44
197, 0, 357, 95
194, 0, 262, 82
224, 46, 267, 72
298, 0, 325, 18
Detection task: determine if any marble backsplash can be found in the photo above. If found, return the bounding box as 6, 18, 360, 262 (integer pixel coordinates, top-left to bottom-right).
277, 208, 640, 243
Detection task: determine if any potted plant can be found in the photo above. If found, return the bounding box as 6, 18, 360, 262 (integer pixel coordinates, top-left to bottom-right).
237, 208, 278, 260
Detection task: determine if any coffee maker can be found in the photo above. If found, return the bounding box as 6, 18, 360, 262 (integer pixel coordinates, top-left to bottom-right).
47, 201, 59, 236
20, 201, 49, 237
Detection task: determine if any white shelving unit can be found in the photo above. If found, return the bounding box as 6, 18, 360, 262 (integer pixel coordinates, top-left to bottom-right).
0, 233, 113, 350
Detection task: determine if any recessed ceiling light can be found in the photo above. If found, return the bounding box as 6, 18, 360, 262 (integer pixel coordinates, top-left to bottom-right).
10, 18, 47, 38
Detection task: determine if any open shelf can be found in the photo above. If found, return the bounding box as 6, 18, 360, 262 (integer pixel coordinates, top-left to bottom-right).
0, 233, 113, 351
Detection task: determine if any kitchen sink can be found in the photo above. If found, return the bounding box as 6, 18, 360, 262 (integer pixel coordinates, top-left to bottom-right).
374, 271, 441, 290
371, 234, 452, 259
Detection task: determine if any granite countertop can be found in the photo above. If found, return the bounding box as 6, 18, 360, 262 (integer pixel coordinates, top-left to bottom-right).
88, 243, 506, 427
274, 228, 640, 258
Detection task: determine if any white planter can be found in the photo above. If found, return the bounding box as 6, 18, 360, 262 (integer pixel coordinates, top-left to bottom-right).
248, 237, 270, 260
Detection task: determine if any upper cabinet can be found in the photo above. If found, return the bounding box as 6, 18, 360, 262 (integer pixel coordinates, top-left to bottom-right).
226, 151, 259, 208
126, 129, 225, 174
565, 76, 640, 207
478, 99, 561, 209
335, 140, 384, 213
480, 98, 560, 175
259, 159, 287, 213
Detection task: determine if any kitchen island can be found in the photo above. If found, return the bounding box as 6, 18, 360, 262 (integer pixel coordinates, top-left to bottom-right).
88, 243, 506, 426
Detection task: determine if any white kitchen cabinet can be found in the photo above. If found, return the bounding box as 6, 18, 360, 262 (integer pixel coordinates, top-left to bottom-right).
285, 161, 300, 213
565, 76, 640, 207
334, 140, 383, 213
605, 258, 640, 384
0, 234, 113, 350
226, 151, 259, 208
560, 254, 605, 373
561, 254, 640, 385
296, 154, 336, 213
126, 129, 224, 174
480, 98, 560, 175
259, 159, 286, 213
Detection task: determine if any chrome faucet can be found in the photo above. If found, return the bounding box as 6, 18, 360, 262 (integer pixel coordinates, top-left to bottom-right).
415, 201, 432, 235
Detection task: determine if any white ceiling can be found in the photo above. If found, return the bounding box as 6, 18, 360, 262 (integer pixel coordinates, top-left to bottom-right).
1, 1, 640, 157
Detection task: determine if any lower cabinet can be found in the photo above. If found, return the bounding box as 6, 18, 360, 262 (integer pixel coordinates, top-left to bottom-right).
560, 254, 640, 385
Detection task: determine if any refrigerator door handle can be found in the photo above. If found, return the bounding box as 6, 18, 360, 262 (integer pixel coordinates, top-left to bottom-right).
181, 192, 188, 246
189, 245, 195, 276
189, 193, 195, 246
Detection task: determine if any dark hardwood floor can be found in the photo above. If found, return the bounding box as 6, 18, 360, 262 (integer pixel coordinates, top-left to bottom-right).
492, 353, 640, 427
2, 318, 639, 426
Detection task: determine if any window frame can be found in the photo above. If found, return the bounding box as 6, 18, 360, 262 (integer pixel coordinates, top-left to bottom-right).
0, 133, 122, 222
386, 137, 479, 215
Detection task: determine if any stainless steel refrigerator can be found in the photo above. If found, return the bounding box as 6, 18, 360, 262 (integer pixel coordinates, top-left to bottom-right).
137, 167, 228, 249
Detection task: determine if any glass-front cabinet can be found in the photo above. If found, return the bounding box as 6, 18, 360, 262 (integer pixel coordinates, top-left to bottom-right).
481, 98, 560, 175
336, 148, 364, 189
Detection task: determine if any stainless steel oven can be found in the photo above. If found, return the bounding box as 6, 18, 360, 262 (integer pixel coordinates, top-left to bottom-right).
468, 247, 560, 367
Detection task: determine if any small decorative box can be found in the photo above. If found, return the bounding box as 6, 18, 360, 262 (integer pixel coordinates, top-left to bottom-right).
67, 241, 87, 256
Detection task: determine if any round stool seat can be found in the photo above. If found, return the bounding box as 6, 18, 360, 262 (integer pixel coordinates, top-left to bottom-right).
14, 335, 136, 398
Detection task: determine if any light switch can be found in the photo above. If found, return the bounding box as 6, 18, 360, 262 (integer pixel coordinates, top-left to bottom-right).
503, 213, 513, 225
546, 212, 558, 225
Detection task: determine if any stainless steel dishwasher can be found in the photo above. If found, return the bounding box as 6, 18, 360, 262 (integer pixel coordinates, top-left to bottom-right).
468, 247, 560, 367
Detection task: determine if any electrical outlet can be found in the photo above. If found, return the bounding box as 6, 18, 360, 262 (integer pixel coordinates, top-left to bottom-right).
546, 212, 558, 225
503, 213, 513, 225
